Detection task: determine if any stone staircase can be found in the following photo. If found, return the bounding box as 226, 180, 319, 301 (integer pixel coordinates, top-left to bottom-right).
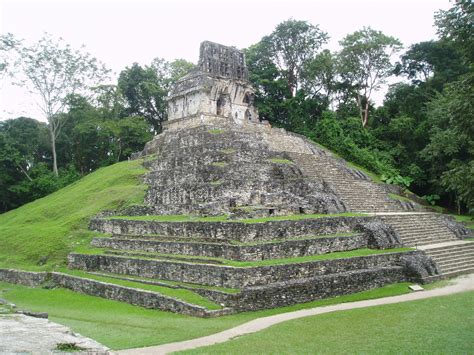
379, 213, 459, 247
421, 242, 474, 278
287, 152, 415, 213
378, 213, 473, 278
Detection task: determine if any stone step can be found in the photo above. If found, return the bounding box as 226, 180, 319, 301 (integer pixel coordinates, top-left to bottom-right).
391, 226, 451, 233
89, 216, 370, 244
436, 258, 474, 269
433, 253, 474, 263
68, 250, 415, 289
92, 234, 367, 262
400, 234, 455, 242
401, 233, 457, 239
439, 261, 474, 273
402, 238, 456, 246
425, 245, 474, 256
439, 267, 474, 278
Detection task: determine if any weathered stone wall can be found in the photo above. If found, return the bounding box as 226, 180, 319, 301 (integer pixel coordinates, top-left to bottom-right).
91, 234, 368, 261
89, 216, 373, 243
0, 269, 48, 287
68, 250, 424, 288
0, 269, 231, 317
49, 273, 230, 317
0, 267, 412, 314
136, 125, 343, 216
230, 267, 406, 311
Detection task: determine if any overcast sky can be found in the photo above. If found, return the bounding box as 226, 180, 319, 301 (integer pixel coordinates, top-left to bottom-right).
0, 0, 451, 121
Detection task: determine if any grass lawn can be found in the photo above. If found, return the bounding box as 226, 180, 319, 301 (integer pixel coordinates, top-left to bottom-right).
0, 281, 417, 350
180, 291, 474, 355
0, 159, 147, 271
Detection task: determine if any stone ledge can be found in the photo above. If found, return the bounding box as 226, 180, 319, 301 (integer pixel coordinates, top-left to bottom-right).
89, 216, 374, 243
91, 234, 368, 261
0, 269, 232, 318
67, 250, 425, 288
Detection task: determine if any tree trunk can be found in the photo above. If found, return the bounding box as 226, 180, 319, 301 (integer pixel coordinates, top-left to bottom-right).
362, 100, 370, 128
50, 128, 59, 177
357, 94, 364, 125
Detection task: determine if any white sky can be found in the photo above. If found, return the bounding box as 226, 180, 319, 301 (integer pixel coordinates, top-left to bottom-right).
0, 0, 451, 121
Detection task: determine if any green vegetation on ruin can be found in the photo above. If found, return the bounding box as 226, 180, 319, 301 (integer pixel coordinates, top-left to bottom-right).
210, 162, 228, 167
78, 246, 413, 268
0, 159, 148, 271
208, 129, 224, 134
180, 291, 474, 355
75, 271, 241, 294
268, 158, 293, 164
229, 233, 357, 245
0, 280, 421, 350
451, 214, 474, 231
59, 269, 222, 310
388, 193, 414, 203
107, 212, 367, 223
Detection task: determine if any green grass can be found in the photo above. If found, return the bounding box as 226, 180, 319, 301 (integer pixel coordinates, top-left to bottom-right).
451, 214, 474, 231
208, 129, 224, 134
210, 162, 228, 167
108, 212, 366, 223
388, 193, 413, 203
0, 280, 418, 350
268, 158, 293, 164
229, 233, 356, 246
180, 291, 474, 354
77, 246, 413, 268
73, 271, 241, 294
237, 212, 366, 223
220, 149, 235, 154
60, 270, 221, 310
108, 214, 229, 222
0, 160, 147, 271
203, 247, 413, 267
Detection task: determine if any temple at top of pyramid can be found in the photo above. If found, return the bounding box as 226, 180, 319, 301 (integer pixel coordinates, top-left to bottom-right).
165, 41, 261, 129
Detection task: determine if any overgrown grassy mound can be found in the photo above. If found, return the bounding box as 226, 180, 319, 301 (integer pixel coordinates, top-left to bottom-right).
0, 159, 147, 270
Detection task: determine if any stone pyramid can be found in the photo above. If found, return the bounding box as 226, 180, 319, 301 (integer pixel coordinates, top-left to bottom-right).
66, 41, 472, 316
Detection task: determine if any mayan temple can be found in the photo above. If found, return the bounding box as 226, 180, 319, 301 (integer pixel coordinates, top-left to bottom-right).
62, 41, 472, 316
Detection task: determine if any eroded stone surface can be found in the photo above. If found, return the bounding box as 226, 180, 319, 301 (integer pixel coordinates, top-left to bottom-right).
0, 314, 108, 354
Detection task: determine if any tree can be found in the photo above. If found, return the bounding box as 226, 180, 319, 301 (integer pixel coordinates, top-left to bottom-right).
394, 41, 466, 90
118, 58, 194, 133
0, 33, 21, 83
338, 27, 402, 127
435, 0, 474, 63
301, 49, 337, 105
261, 19, 329, 97
15, 33, 109, 176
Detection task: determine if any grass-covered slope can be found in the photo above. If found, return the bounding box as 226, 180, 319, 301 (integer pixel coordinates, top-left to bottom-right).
0, 159, 147, 270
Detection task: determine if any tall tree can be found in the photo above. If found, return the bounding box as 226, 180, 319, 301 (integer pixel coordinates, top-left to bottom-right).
262, 19, 328, 97
14, 33, 109, 176
0, 33, 21, 83
301, 49, 337, 104
338, 27, 402, 127
118, 58, 194, 133
435, 0, 474, 63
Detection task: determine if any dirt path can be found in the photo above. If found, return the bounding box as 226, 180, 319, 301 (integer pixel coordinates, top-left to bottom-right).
117, 273, 474, 355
